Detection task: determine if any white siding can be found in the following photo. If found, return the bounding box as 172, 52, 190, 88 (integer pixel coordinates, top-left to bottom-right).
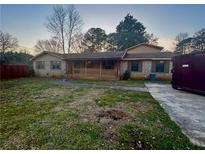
33, 54, 66, 77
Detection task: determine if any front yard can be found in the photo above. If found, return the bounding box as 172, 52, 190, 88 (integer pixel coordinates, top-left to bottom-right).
0, 78, 203, 149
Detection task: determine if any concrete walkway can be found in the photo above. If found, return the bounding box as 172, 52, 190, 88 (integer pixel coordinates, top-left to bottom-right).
145, 83, 205, 147
55, 79, 148, 92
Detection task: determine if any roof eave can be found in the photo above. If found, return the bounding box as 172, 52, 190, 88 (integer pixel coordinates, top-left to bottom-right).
31, 51, 64, 61
123, 58, 172, 60
125, 43, 164, 51
64, 57, 122, 61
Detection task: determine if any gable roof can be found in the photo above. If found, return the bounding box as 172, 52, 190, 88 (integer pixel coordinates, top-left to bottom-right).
63, 51, 126, 60
31, 51, 126, 61
31, 51, 64, 61
125, 43, 164, 51
124, 51, 175, 60
31, 44, 171, 61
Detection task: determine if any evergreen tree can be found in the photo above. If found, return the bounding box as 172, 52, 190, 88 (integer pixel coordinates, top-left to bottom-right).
81, 28, 107, 52
108, 14, 148, 50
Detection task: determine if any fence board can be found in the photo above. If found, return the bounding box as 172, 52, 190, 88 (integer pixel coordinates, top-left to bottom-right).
0, 64, 29, 80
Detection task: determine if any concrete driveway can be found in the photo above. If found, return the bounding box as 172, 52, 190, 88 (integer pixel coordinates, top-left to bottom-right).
145, 83, 205, 147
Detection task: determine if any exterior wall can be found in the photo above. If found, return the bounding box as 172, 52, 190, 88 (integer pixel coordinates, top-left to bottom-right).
68, 60, 119, 80
121, 60, 173, 80
33, 54, 66, 78
32, 51, 173, 81
127, 45, 162, 54
124, 44, 172, 80
130, 61, 152, 80
120, 61, 128, 75
155, 61, 172, 80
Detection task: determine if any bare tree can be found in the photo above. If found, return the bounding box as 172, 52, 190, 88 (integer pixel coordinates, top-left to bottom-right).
174, 32, 189, 53
66, 5, 83, 53
70, 33, 84, 53
46, 5, 83, 54
175, 32, 189, 43
46, 5, 67, 54
0, 31, 18, 53
193, 28, 205, 51
145, 33, 158, 45
34, 37, 61, 53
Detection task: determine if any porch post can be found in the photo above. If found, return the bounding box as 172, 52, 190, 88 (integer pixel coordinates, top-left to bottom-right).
72, 61, 74, 78
100, 60, 102, 80
117, 60, 119, 80
85, 60, 87, 78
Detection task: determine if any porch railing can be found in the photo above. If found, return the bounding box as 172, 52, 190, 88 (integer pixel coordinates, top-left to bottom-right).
70, 68, 118, 80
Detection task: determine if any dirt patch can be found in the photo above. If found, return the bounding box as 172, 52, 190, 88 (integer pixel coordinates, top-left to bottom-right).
132, 102, 154, 113
98, 109, 130, 145
97, 109, 128, 120
80, 108, 131, 123
80, 108, 131, 145
69, 88, 104, 110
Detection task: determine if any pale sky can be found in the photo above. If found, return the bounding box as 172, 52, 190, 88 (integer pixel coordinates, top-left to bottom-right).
1, 4, 205, 54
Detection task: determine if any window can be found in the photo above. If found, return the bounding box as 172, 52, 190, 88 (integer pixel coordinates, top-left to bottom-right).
86, 61, 94, 68
156, 62, 165, 72
36, 61, 45, 69
50, 61, 61, 70
152, 61, 169, 73
102, 61, 114, 69
131, 61, 140, 72
74, 61, 80, 69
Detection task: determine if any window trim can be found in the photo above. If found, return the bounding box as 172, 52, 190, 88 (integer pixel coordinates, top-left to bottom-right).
36, 61, 45, 69
131, 61, 140, 72
50, 61, 61, 70
152, 61, 168, 73
156, 62, 165, 73
102, 61, 114, 70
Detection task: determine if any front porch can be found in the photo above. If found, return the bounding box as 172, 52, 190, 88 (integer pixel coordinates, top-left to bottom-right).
66, 60, 121, 80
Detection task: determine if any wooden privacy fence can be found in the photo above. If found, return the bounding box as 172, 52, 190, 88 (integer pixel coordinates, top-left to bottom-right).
0, 64, 29, 80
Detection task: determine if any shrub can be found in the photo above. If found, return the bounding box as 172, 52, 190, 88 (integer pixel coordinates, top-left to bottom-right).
121, 70, 130, 80
28, 69, 35, 77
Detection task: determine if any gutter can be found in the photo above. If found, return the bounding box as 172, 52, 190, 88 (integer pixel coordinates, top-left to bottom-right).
123, 58, 172, 60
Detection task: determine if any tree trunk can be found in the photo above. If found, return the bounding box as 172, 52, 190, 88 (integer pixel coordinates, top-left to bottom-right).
68, 33, 72, 53
2, 43, 5, 53
61, 29, 65, 54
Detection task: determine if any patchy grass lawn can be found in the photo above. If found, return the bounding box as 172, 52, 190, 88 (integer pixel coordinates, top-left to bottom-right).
0, 78, 203, 149
70, 79, 146, 87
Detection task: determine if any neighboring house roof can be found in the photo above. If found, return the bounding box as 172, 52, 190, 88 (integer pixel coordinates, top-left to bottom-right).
63, 51, 126, 60
181, 50, 205, 55
123, 51, 175, 60
178, 37, 193, 45
125, 43, 164, 51
192, 50, 205, 53
31, 51, 64, 61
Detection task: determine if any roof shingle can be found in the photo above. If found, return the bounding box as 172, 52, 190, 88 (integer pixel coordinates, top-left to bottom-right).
124, 51, 175, 59
63, 51, 126, 60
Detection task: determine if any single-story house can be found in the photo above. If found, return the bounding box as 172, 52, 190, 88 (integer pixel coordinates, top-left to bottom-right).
31, 43, 175, 80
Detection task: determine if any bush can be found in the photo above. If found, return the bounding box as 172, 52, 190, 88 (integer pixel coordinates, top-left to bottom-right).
121, 70, 130, 80
28, 69, 35, 77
